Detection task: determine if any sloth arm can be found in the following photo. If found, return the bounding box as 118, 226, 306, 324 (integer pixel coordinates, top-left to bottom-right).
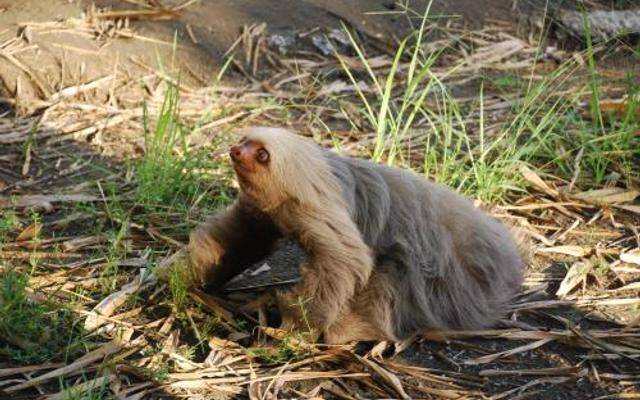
189, 198, 282, 289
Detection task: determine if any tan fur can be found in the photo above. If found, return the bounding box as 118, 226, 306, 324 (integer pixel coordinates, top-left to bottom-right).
188, 127, 525, 344
234, 128, 374, 336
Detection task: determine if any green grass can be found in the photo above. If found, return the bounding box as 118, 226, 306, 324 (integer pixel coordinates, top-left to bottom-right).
136, 81, 191, 208
167, 261, 192, 312
333, 7, 638, 202
0, 210, 19, 248
57, 372, 111, 400
136, 81, 234, 216
0, 269, 84, 363
336, 1, 440, 165
248, 334, 313, 365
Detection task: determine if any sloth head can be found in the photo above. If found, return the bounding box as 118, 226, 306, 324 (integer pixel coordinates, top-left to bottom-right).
229, 127, 344, 212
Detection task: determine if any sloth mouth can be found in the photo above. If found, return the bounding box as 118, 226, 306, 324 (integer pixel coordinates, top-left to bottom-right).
231, 160, 255, 174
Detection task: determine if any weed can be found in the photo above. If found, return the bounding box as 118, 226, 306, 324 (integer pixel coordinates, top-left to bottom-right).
167, 262, 192, 312
0, 210, 19, 247
595, 260, 610, 277
334, 7, 638, 202
141, 365, 170, 382
249, 296, 316, 365
0, 269, 83, 363
200, 314, 221, 338
96, 183, 130, 293
233, 317, 248, 331
336, 2, 440, 164
490, 73, 524, 90
58, 373, 111, 400
249, 334, 312, 365
136, 81, 232, 216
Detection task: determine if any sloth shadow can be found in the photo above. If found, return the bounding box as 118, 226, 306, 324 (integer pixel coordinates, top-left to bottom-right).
0, 108, 635, 400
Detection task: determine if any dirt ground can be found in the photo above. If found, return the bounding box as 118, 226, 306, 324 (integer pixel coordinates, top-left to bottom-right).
0, 0, 639, 399
1, 0, 635, 112
0, 0, 602, 114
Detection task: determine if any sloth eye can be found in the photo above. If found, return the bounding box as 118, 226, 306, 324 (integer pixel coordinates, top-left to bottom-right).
256, 148, 270, 163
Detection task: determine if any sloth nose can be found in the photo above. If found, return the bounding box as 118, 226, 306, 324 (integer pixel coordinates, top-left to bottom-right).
230, 145, 242, 161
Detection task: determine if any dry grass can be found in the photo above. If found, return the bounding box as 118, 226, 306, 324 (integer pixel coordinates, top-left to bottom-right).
0, 4, 639, 399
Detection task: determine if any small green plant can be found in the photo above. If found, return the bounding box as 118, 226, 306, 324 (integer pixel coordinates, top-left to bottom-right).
249, 296, 316, 365
97, 184, 131, 293
137, 80, 185, 207
0, 269, 82, 363
491, 73, 523, 90
137, 82, 206, 211
168, 265, 192, 313
140, 365, 170, 382
0, 210, 19, 249
249, 334, 313, 365
336, 1, 440, 165
233, 317, 248, 331
58, 373, 111, 400
200, 314, 221, 338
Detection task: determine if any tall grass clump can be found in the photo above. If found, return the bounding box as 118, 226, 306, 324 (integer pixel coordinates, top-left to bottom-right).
137, 82, 188, 208
336, 1, 440, 165
335, 5, 638, 202
529, 22, 639, 188
335, 4, 531, 201
136, 81, 229, 213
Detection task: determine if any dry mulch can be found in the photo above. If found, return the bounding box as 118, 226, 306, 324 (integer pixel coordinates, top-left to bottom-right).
0, 3, 639, 399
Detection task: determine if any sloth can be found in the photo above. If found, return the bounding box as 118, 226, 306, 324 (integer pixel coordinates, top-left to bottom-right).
187, 127, 525, 344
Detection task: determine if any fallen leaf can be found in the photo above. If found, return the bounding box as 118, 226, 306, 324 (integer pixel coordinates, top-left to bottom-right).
466, 338, 553, 365
355, 355, 410, 399
4, 338, 125, 392
519, 165, 558, 197
574, 188, 639, 204
84, 278, 148, 331
598, 98, 640, 117
16, 222, 41, 241
539, 245, 591, 257
620, 249, 640, 266
556, 262, 592, 297
0, 194, 98, 209
614, 204, 640, 215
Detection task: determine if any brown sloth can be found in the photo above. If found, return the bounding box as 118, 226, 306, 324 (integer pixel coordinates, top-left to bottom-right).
188, 127, 525, 344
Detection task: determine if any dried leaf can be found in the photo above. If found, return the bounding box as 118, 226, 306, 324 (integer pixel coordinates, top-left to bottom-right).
574, 187, 639, 204
556, 262, 592, 297
84, 279, 146, 331
614, 204, 640, 215
620, 249, 640, 265
597, 98, 640, 117
519, 165, 558, 197
355, 355, 410, 399
16, 222, 41, 241
62, 235, 106, 251
0, 194, 98, 209
539, 245, 590, 257
248, 365, 261, 400
466, 338, 553, 365
4, 339, 124, 392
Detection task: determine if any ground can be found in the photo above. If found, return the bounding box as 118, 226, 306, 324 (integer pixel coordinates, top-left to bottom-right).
0, 0, 639, 399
